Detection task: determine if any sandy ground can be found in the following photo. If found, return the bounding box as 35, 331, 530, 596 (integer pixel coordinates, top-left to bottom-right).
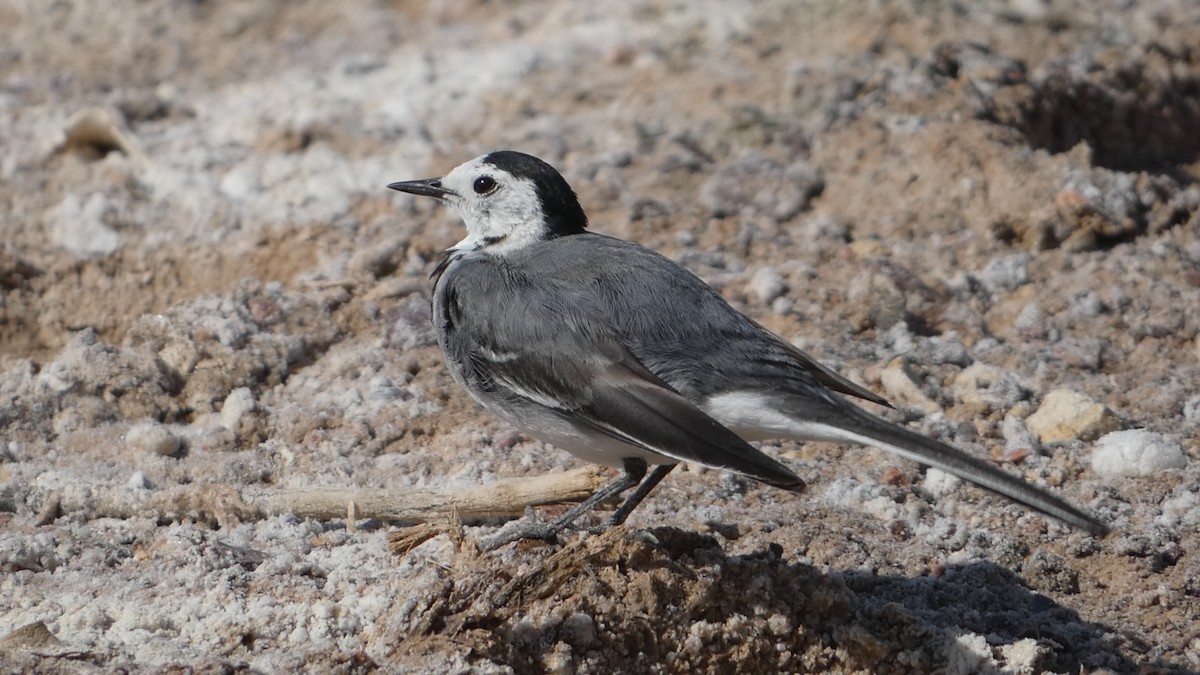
2, 0, 1199, 672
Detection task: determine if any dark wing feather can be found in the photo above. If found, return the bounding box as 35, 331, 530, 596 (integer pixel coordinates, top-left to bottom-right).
771, 334, 893, 408
581, 338, 803, 489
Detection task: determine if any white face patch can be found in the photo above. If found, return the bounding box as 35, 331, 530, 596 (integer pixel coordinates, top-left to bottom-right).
438, 155, 549, 256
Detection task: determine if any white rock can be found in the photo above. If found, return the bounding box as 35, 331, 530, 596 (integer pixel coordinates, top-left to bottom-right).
748, 266, 787, 305
219, 387, 256, 431
999, 637, 1049, 675
127, 421, 181, 457
766, 613, 792, 637
1092, 430, 1186, 478
946, 632, 993, 675
1157, 491, 1200, 529
921, 467, 961, 499
48, 192, 123, 258
978, 252, 1031, 292
881, 321, 917, 356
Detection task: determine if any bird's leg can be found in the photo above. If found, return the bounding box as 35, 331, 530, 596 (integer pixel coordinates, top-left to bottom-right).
608, 463, 676, 526
478, 458, 648, 551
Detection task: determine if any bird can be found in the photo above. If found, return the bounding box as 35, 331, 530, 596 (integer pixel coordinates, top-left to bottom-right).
387, 150, 1108, 550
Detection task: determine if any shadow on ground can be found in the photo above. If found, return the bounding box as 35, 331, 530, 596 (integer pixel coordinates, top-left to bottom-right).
386, 526, 1162, 674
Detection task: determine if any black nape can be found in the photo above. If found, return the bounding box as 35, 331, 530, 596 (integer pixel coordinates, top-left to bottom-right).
483, 150, 588, 237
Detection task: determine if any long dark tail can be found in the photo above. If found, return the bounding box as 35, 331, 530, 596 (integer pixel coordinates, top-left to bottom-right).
819, 404, 1108, 535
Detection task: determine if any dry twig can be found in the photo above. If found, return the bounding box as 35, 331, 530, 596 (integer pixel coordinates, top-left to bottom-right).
60, 467, 609, 528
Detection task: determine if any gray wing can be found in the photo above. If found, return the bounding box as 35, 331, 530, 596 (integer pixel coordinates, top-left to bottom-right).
438, 256, 805, 491
511, 234, 890, 407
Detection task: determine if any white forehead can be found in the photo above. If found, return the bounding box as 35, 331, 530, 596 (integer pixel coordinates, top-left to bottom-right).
441, 155, 519, 193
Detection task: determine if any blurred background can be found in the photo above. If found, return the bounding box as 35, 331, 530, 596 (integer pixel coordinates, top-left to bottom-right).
1, 0, 1198, 671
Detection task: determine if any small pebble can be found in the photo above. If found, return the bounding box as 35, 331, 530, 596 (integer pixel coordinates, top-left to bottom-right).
1014, 301, 1046, 339
127, 421, 182, 457
748, 267, 787, 305
1001, 415, 1039, 456
127, 471, 151, 489
219, 387, 256, 431
560, 613, 597, 648
1026, 389, 1118, 443
921, 468, 961, 499
978, 253, 1030, 292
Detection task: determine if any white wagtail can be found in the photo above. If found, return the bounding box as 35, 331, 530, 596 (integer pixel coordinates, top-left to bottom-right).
388, 150, 1108, 549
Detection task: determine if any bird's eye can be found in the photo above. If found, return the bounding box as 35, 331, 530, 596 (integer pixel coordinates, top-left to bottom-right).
473, 175, 497, 194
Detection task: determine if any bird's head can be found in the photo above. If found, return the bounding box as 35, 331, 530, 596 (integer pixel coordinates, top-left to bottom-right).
388, 150, 588, 255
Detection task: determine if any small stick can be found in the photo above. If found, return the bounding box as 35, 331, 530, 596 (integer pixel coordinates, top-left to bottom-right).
250, 466, 607, 522
61, 467, 609, 526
